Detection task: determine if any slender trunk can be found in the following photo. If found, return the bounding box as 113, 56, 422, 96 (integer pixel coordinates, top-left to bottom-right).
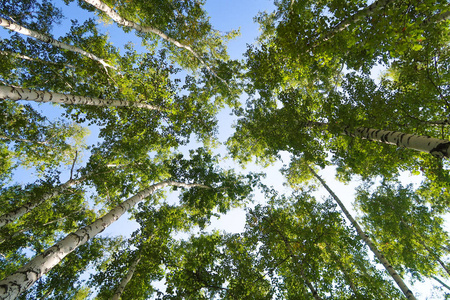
0, 17, 116, 70
0, 85, 164, 111
81, 0, 227, 85
0, 176, 87, 228
431, 275, 450, 292
308, 167, 417, 300
302, 121, 450, 158
111, 255, 141, 300
0, 181, 209, 300
0, 51, 41, 63
315, 0, 392, 45
419, 241, 450, 276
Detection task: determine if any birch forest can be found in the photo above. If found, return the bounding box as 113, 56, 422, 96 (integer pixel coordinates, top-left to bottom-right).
0, 0, 449, 299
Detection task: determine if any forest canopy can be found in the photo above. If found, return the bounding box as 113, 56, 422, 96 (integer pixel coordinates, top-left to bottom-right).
0, 0, 449, 299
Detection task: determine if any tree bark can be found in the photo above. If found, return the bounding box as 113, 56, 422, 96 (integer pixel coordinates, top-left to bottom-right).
111, 255, 142, 300
301, 121, 450, 158
81, 0, 227, 84
0, 17, 116, 70
0, 176, 87, 228
0, 85, 164, 111
0, 181, 209, 300
342, 126, 450, 159
308, 166, 417, 300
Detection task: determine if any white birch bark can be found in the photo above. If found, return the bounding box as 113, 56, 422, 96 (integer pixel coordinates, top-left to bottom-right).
0, 181, 209, 300
111, 255, 141, 300
308, 167, 417, 300
300, 121, 450, 158
82, 0, 200, 59
0, 85, 164, 111
342, 126, 450, 158
81, 0, 227, 85
0, 176, 87, 228
0, 17, 116, 70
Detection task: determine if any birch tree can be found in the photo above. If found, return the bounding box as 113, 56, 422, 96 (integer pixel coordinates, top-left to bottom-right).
78, 0, 239, 74
81, 0, 209, 72
0, 148, 258, 299
91, 203, 195, 300
0, 176, 87, 228
0, 85, 164, 111
111, 254, 141, 300
0, 17, 116, 70
0, 180, 208, 299
244, 190, 404, 299
308, 167, 416, 300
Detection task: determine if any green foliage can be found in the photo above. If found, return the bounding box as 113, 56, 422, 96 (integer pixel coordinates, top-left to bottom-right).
355, 182, 450, 280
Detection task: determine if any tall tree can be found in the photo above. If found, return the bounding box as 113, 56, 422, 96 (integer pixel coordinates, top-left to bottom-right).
0, 149, 258, 299
0, 180, 206, 299
308, 166, 416, 299
244, 188, 404, 299
0, 17, 116, 70
0, 85, 164, 110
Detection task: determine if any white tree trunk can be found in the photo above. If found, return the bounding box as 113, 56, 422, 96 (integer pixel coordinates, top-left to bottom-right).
0, 17, 116, 70
309, 167, 417, 300
82, 0, 200, 60
301, 121, 450, 158
111, 255, 141, 300
0, 181, 208, 300
342, 126, 450, 158
81, 0, 227, 84
0, 176, 86, 228
0, 85, 164, 111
